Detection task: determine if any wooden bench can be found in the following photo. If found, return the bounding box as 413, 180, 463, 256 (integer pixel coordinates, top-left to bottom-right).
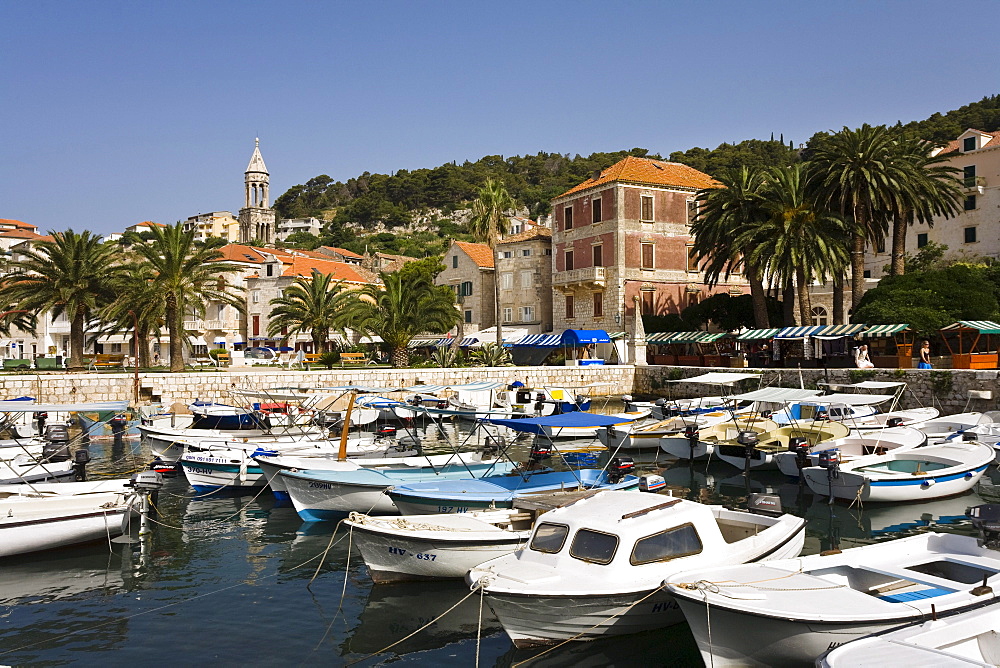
186, 355, 216, 370
87, 354, 126, 370
340, 352, 369, 366
215, 353, 231, 367
303, 353, 323, 369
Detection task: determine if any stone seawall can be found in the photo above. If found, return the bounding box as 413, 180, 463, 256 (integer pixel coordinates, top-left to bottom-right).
635, 365, 1000, 414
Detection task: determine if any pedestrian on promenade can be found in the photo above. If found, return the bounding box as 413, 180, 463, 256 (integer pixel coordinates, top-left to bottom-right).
855, 344, 874, 369
918, 340, 932, 369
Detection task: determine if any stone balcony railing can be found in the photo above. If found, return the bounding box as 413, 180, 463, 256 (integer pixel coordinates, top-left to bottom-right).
552, 266, 606, 289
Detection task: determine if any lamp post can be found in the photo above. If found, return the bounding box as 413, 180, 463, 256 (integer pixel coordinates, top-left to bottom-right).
128, 310, 140, 406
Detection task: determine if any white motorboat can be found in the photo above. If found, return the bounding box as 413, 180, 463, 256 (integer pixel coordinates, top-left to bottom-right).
140, 423, 327, 464
801, 440, 994, 503
659, 415, 779, 460
818, 601, 1000, 667
344, 508, 534, 583
666, 506, 1000, 667
0, 479, 138, 557
466, 490, 805, 647
774, 426, 926, 477
0, 453, 77, 484
716, 421, 851, 471
917, 412, 989, 441
544, 410, 650, 439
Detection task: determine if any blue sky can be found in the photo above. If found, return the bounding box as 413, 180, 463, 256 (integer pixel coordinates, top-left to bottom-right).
3, 0, 998, 235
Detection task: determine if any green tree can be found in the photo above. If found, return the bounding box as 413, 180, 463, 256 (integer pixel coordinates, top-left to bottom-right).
682, 293, 782, 332
267, 269, 342, 353
691, 166, 772, 328
334, 271, 461, 367
0, 230, 125, 370
100, 263, 164, 367
129, 222, 242, 372
468, 177, 515, 346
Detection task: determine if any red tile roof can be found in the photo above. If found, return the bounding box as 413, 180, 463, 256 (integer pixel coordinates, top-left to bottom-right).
0, 219, 36, 230
214, 244, 269, 264
555, 156, 720, 199
321, 246, 363, 259
281, 256, 375, 284
937, 130, 1000, 155
453, 240, 495, 268
499, 226, 552, 244
0, 229, 47, 240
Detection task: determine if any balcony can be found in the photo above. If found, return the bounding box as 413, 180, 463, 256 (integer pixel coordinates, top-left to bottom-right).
963, 175, 986, 195
552, 266, 606, 289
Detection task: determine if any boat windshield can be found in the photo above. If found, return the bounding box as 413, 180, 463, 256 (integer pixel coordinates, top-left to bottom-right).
569, 528, 619, 565
630, 523, 703, 565
529, 523, 569, 554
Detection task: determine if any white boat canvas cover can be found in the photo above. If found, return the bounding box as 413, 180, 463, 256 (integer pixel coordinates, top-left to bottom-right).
0, 401, 130, 413
809, 393, 895, 406
729, 387, 823, 403
667, 372, 761, 385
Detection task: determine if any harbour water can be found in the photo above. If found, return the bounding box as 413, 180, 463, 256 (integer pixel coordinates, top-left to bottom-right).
2, 423, 997, 666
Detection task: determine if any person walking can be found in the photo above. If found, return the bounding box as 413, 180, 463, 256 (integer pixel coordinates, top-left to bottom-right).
918, 340, 932, 369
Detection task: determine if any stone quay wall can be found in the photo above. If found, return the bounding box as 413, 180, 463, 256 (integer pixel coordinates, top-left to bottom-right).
2, 365, 997, 415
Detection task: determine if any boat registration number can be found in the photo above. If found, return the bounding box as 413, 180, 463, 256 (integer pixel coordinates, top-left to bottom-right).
436, 506, 470, 513
388, 546, 436, 561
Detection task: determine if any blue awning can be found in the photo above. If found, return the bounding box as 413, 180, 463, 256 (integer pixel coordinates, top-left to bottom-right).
561, 329, 611, 346
512, 334, 562, 347
485, 411, 643, 435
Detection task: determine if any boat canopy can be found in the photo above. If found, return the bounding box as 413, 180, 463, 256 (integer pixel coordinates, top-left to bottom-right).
668, 372, 761, 385
842, 380, 906, 390
729, 387, 824, 403
0, 400, 130, 413
561, 329, 611, 345
400, 381, 505, 393
859, 324, 909, 338
312, 385, 401, 393
807, 393, 895, 406
485, 411, 643, 435
735, 328, 782, 341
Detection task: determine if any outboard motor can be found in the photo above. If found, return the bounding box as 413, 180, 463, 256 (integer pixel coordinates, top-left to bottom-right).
747, 492, 783, 516
436, 400, 449, 410
110, 413, 128, 444
377, 425, 398, 439
35, 411, 48, 434
409, 394, 422, 406
736, 430, 759, 474
42, 424, 72, 462
819, 448, 842, 503
787, 436, 811, 471
886, 417, 904, 428
816, 410, 829, 421
516, 390, 532, 404
607, 456, 636, 484
968, 504, 1000, 550
963, 431, 980, 442
622, 394, 634, 411
684, 424, 700, 460
73, 448, 91, 481
528, 443, 552, 464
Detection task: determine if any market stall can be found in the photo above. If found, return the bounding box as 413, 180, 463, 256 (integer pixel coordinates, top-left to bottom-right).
812, 323, 868, 367
939, 321, 1000, 369
561, 329, 611, 366
734, 328, 781, 367
858, 324, 912, 368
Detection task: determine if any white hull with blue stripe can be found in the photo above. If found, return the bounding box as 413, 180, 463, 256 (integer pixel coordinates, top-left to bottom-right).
801, 441, 994, 502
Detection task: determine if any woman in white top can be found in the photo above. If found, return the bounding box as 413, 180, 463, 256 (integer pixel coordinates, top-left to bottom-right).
855, 344, 874, 369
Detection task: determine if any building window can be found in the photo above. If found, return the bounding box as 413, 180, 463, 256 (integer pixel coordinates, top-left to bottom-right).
875, 237, 886, 254
965, 226, 978, 243
265, 264, 274, 277
640, 195, 653, 222
564, 206, 573, 230
501, 272, 513, 289
965, 195, 977, 210
452, 255, 458, 268
565, 250, 574, 271
684, 245, 699, 272
641, 290, 654, 315
811, 306, 828, 326
545, 248, 552, 256
565, 295, 575, 319
641, 243, 654, 270
252, 290, 260, 304
522, 249, 531, 257
520, 270, 533, 288
687, 199, 698, 224
964, 164, 977, 187
964, 136, 977, 152
252, 315, 260, 336
503, 307, 513, 322
863, 270, 872, 279
592, 244, 603, 267
520, 305, 534, 322
917, 233, 928, 248
593, 292, 603, 318
502, 250, 513, 259
460, 281, 473, 297
592, 198, 602, 223
464, 310, 472, 323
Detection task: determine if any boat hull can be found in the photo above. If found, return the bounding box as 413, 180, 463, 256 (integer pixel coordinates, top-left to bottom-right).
803, 464, 990, 502
180, 455, 266, 492
285, 476, 398, 519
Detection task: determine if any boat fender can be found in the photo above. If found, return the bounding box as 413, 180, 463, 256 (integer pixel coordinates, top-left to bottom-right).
921, 479, 935, 488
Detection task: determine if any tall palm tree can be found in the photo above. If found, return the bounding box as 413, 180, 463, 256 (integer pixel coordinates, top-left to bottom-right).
468, 177, 515, 346
267, 269, 343, 353
100, 263, 164, 367
0, 230, 125, 369
129, 223, 242, 372
334, 271, 461, 367
808, 124, 904, 310
741, 165, 850, 326
691, 166, 772, 328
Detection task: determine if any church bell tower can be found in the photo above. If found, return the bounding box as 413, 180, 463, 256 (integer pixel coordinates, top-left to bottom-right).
238, 138, 276, 245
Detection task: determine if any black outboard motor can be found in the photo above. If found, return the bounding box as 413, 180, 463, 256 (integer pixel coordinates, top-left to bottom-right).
516, 390, 532, 404
73, 448, 91, 481
110, 413, 128, 442
528, 443, 552, 463
684, 424, 700, 460
736, 430, 759, 474
968, 504, 1000, 550
42, 424, 72, 462
607, 456, 636, 484
787, 436, 811, 471
436, 400, 449, 410
377, 425, 397, 439
963, 431, 980, 442
886, 417, 904, 428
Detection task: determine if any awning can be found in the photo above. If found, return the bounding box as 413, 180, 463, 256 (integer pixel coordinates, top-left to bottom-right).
809, 393, 894, 406
698, 332, 728, 343
735, 328, 781, 341
188, 336, 208, 347
729, 387, 824, 403
512, 334, 562, 347
813, 324, 867, 340
407, 337, 447, 348
940, 321, 1000, 334
668, 372, 761, 385
213, 337, 228, 343
645, 332, 679, 343
561, 329, 611, 345
609, 331, 627, 340
859, 324, 909, 338
774, 325, 825, 339
357, 335, 383, 344
458, 337, 479, 347
484, 411, 644, 435
647, 331, 715, 344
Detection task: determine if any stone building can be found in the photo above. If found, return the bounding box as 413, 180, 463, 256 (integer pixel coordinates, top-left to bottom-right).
238, 139, 276, 245
437, 240, 496, 331
495, 226, 553, 335
550, 156, 749, 332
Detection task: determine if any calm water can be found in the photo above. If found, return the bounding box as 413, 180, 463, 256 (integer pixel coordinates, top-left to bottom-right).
2, 422, 998, 667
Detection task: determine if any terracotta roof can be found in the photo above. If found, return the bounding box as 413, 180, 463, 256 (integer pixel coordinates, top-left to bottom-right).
499, 226, 552, 244
214, 244, 269, 264
937, 130, 1000, 155
453, 240, 495, 268
0, 219, 36, 230
135, 221, 167, 227
0, 229, 47, 240
321, 246, 363, 259
555, 156, 720, 199
281, 257, 375, 284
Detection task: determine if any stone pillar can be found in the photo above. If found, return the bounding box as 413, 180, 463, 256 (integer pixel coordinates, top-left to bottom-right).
628, 295, 647, 366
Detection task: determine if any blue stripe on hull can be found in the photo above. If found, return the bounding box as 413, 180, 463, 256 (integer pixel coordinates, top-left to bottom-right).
869, 465, 988, 486
297, 508, 349, 522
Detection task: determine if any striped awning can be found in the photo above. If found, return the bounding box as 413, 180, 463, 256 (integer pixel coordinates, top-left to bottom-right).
697, 332, 728, 343
859, 324, 910, 338
609, 331, 627, 340
408, 337, 447, 348
774, 325, 825, 339
645, 331, 725, 344
940, 321, 1000, 334
735, 328, 781, 341
645, 332, 677, 343
512, 334, 562, 347
813, 324, 867, 340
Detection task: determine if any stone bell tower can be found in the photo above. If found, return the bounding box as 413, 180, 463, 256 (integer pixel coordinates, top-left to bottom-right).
238, 138, 276, 245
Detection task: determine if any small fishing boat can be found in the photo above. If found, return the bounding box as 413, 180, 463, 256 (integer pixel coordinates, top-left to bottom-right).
280, 460, 519, 520
466, 490, 805, 647
659, 415, 779, 460
818, 601, 1000, 667
666, 505, 1000, 667
716, 421, 851, 471
917, 412, 989, 440
140, 422, 327, 465
0, 479, 138, 557
774, 426, 927, 477
801, 440, 994, 503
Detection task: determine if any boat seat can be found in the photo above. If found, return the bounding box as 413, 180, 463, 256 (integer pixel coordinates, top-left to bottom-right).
878, 587, 953, 603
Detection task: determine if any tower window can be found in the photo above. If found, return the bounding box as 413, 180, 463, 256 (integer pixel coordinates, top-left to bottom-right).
564, 206, 574, 231
965, 226, 978, 243
565, 250, 574, 271
965, 195, 977, 211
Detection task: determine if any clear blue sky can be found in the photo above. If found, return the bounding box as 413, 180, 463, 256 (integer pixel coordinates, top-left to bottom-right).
3, 0, 998, 235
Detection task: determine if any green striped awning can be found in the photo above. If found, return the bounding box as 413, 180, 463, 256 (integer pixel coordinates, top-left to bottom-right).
813, 324, 867, 338
644, 332, 675, 343
735, 328, 781, 341
668, 331, 711, 343
940, 321, 1000, 334
697, 332, 728, 343
608, 331, 627, 340
859, 324, 910, 338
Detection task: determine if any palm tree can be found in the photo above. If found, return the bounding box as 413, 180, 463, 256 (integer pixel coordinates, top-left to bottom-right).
691, 166, 772, 328
267, 269, 343, 353
129, 223, 242, 372
100, 264, 164, 367
741, 165, 850, 326
468, 177, 515, 346
0, 230, 125, 369
808, 124, 905, 310
334, 271, 461, 367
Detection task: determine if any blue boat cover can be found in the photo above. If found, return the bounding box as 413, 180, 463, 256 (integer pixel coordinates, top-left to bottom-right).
561, 329, 611, 345
486, 411, 642, 435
